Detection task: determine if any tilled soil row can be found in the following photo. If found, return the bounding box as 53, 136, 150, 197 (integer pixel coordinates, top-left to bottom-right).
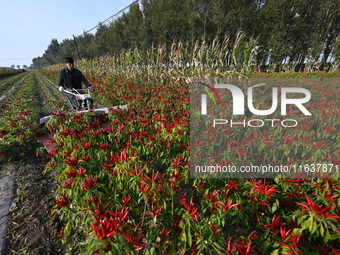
35, 73, 69, 114
4, 157, 64, 255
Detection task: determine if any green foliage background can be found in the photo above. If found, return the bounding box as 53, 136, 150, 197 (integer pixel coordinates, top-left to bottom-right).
32, 0, 340, 72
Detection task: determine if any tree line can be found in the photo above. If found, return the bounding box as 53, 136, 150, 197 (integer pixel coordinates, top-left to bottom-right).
32, 0, 340, 72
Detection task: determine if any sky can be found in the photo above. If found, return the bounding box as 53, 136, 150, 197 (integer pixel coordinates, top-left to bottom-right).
0, 0, 136, 68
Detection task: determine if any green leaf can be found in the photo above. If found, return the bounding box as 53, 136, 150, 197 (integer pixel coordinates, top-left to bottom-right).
311, 220, 318, 235
64, 220, 72, 237
112, 243, 121, 255
270, 249, 279, 255
212, 242, 223, 253
297, 215, 307, 225
145, 247, 156, 255
180, 230, 186, 243
324, 230, 331, 243
271, 199, 280, 213
320, 224, 325, 237
185, 222, 192, 247
300, 219, 309, 230
308, 217, 314, 233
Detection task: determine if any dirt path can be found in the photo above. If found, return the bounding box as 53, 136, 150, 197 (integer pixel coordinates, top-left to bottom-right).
35, 73, 67, 102
0, 164, 15, 253
3, 157, 64, 255
35, 73, 70, 114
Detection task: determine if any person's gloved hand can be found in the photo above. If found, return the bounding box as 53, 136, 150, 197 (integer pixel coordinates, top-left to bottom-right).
59, 86, 64, 92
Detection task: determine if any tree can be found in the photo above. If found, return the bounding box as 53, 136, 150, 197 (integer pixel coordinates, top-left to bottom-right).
123, 4, 144, 49
31, 0, 339, 70
59, 38, 78, 60
77, 33, 96, 59
192, 0, 216, 43
45, 39, 62, 64
94, 24, 112, 56
211, 0, 260, 41
313, 0, 340, 70
142, 0, 200, 46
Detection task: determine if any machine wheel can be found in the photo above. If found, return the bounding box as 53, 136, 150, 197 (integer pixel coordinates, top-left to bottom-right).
86, 99, 94, 110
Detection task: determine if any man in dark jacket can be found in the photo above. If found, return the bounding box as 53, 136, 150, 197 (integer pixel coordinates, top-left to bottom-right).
58, 57, 92, 110
58, 57, 91, 91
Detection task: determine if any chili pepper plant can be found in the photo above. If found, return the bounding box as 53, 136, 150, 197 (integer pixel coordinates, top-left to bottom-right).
42, 69, 340, 254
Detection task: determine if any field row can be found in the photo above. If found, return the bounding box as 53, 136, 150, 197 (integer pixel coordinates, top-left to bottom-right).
0, 68, 24, 79
0, 73, 27, 102
0, 72, 43, 161
0, 71, 68, 162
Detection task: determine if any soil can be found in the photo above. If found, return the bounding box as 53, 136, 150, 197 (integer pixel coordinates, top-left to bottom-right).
0, 164, 15, 253
2, 156, 65, 255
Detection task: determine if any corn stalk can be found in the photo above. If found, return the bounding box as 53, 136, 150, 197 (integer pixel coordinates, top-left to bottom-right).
45, 32, 259, 83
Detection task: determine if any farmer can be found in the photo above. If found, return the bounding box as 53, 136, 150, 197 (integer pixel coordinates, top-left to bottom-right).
58, 57, 91, 91
58, 57, 92, 110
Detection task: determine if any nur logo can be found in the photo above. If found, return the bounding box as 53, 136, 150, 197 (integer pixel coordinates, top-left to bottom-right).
200, 83, 312, 116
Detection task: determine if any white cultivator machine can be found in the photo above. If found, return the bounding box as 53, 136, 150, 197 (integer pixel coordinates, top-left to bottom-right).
39, 88, 127, 126
39, 87, 127, 153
